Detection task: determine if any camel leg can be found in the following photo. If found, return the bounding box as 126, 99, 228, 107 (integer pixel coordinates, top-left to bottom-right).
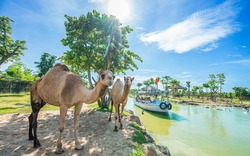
74, 103, 84, 150
30, 101, 46, 148
113, 104, 119, 132
120, 104, 125, 129
28, 113, 34, 140
108, 99, 113, 121
55, 105, 68, 154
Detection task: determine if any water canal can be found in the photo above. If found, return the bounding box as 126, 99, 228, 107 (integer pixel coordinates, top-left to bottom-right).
126, 98, 250, 156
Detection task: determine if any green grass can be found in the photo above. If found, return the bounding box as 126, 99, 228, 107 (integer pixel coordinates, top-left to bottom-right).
0, 93, 59, 115
129, 122, 147, 144
133, 143, 145, 156
0, 93, 132, 115
129, 122, 147, 156
87, 103, 130, 116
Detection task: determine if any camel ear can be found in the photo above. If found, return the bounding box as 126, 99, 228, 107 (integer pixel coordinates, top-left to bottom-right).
131, 77, 134, 81
98, 69, 103, 75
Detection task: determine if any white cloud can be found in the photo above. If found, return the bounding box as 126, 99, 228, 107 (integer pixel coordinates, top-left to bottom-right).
199, 43, 219, 52
140, 0, 240, 53
88, 0, 105, 3
210, 59, 250, 66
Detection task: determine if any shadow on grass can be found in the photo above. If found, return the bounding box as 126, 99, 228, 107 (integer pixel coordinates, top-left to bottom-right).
14, 103, 30, 106
0, 94, 27, 97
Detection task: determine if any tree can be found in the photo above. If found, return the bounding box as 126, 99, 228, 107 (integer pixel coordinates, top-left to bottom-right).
61, 10, 142, 89
0, 16, 27, 66
170, 79, 180, 98
137, 82, 142, 90
232, 87, 249, 104
143, 79, 151, 90
4, 61, 37, 81
202, 83, 210, 99
61, 10, 142, 108
186, 81, 191, 99
217, 73, 225, 95
192, 86, 199, 98
35, 52, 57, 77
162, 76, 172, 91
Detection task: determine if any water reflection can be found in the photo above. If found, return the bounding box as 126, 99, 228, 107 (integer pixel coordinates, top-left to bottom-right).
126, 98, 250, 156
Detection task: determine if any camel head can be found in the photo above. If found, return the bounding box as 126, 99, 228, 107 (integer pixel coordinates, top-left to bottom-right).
124, 76, 134, 86
98, 69, 115, 87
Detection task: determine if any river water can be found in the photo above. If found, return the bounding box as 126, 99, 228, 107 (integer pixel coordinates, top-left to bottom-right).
125, 98, 250, 156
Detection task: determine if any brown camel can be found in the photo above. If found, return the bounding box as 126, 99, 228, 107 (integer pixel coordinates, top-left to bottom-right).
28, 63, 115, 154
109, 76, 134, 131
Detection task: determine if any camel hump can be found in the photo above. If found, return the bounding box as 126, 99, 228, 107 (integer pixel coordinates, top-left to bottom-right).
54, 63, 70, 71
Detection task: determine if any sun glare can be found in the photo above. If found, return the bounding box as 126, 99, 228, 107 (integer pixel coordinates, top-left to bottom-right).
108, 0, 130, 22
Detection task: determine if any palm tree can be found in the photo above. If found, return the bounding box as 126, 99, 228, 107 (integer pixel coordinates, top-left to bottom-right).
137, 82, 142, 90
202, 83, 210, 100
162, 76, 172, 91
170, 79, 180, 98
186, 81, 191, 99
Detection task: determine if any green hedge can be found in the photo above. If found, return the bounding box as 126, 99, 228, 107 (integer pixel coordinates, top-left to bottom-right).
0, 78, 33, 93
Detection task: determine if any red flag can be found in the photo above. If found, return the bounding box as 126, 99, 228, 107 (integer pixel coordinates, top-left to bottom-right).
155, 77, 159, 84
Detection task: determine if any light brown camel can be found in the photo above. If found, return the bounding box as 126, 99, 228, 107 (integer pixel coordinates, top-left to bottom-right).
109, 76, 134, 131
28, 63, 115, 154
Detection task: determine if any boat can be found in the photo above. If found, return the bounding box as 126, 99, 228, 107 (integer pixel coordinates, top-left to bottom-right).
134, 90, 172, 113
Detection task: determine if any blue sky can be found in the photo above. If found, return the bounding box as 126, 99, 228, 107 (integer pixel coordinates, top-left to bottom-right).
0, 0, 249, 92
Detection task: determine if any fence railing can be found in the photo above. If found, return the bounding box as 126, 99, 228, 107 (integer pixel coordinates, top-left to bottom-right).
0, 78, 33, 93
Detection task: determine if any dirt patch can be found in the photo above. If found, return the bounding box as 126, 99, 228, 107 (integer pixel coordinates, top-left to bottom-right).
0, 106, 134, 156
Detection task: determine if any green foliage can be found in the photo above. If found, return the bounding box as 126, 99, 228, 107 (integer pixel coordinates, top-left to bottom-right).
4, 61, 37, 81
35, 52, 57, 77
133, 143, 145, 156
161, 76, 172, 91
137, 82, 142, 89
61, 10, 142, 87
207, 73, 226, 101
232, 87, 250, 101
129, 122, 147, 144
0, 16, 27, 66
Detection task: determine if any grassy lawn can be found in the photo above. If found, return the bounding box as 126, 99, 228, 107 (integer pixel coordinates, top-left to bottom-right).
0, 93, 58, 115
0, 93, 131, 115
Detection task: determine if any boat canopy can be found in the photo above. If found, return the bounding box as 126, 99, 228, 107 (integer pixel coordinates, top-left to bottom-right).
136, 90, 169, 96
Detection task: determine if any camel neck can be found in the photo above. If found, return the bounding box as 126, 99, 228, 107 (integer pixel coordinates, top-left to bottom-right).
121, 84, 131, 102
83, 82, 107, 104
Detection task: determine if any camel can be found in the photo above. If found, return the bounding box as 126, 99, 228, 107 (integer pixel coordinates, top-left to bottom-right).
28, 63, 115, 154
109, 76, 134, 132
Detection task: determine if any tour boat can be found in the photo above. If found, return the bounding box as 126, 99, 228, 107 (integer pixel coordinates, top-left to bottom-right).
134, 90, 172, 113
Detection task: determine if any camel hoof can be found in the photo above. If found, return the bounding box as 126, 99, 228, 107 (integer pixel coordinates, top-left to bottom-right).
34, 139, 41, 148
75, 145, 84, 150
55, 149, 65, 154
29, 136, 34, 140
113, 126, 118, 132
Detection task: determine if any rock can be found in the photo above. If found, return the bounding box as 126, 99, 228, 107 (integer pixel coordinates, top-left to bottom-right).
129, 115, 142, 126
127, 109, 134, 115
156, 145, 171, 156
141, 143, 171, 156
144, 133, 155, 143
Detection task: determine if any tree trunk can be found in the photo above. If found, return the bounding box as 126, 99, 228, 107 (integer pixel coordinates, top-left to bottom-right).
87, 62, 94, 89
